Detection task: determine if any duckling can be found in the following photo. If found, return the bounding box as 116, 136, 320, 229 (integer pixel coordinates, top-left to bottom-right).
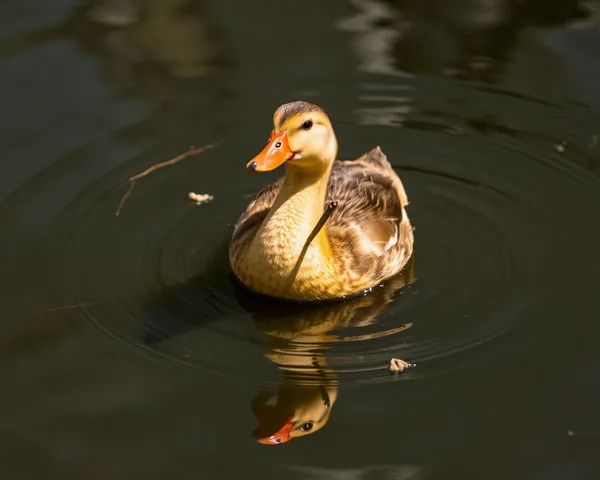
230, 101, 413, 302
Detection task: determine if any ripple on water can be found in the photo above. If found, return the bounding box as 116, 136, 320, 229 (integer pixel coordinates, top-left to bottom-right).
35, 105, 600, 390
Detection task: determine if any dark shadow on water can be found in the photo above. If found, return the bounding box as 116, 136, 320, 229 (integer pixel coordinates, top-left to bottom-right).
138, 239, 237, 347
138, 234, 415, 444
395, 164, 511, 198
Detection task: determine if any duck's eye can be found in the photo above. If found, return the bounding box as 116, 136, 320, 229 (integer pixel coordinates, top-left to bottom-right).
301, 120, 313, 131
300, 422, 313, 432
275, 141, 282, 148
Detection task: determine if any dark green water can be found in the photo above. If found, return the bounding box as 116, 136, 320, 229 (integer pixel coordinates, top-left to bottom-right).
2, 0, 600, 478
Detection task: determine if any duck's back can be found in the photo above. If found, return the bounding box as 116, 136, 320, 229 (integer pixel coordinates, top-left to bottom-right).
323, 147, 413, 289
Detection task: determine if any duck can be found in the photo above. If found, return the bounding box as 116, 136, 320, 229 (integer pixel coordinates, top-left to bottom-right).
229, 101, 413, 302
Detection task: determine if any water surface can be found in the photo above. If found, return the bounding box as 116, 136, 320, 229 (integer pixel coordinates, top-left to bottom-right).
2, 0, 600, 478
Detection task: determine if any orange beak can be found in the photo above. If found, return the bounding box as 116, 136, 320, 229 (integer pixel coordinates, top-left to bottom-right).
246, 130, 295, 172
253, 416, 293, 445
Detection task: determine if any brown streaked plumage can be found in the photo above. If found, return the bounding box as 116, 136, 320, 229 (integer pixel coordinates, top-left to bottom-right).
229, 101, 414, 301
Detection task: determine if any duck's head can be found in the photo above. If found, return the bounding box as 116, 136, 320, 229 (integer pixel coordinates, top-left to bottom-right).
246, 101, 338, 174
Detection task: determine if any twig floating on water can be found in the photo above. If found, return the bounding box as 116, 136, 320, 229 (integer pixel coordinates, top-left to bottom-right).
128, 144, 218, 182
42, 302, 97, 312
116, 180, 136, 217
115, 143, 218, 216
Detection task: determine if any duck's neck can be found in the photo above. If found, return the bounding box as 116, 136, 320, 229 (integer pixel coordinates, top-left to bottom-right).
251, 163, 334, 277
273, 164, 331, 223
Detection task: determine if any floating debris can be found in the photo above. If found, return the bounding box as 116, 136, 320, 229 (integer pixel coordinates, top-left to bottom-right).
116, 143, 218, 216
389, 358, 414, 373
555, 142, 566, 153
188, 192, 214, 205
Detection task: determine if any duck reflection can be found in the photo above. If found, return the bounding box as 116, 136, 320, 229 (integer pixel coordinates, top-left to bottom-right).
241, 257, 415, 445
